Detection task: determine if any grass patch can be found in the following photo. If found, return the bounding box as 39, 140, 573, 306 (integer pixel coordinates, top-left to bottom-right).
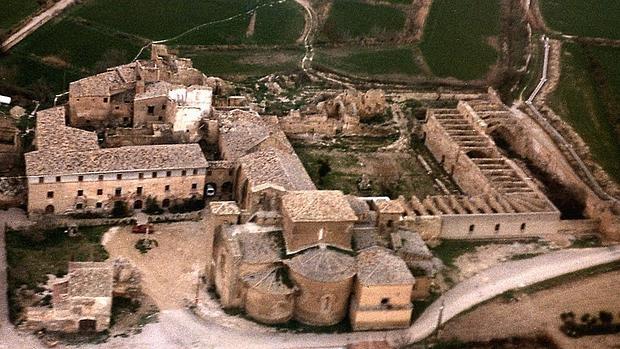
0, 0, 40, 33
540, 0, 620, 39
420, 0, 500, 80
320, 0, 406, 42
6, 225, 110, 321
315, 46, 422, 78
430, 240, 493, 267
548, 43, 620, 182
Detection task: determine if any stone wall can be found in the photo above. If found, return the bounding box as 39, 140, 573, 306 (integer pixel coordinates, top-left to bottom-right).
27, 169, 206, 214
287, 269, 353, 326
243, 287, 294, 325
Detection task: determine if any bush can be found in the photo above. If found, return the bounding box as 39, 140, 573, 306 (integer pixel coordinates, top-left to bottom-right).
111, 200, 130, 218
143, 196, 163, 215
168, 197, 205, 214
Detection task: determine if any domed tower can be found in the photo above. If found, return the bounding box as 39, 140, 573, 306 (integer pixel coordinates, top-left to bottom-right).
242, 266, 295, 324
284, 246, 356, 326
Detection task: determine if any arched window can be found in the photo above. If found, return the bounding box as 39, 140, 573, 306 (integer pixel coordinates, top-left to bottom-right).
45, 205, 55, 214
320, 294, 335, 313
162, 198, 170, 208
133, 200, 143, 210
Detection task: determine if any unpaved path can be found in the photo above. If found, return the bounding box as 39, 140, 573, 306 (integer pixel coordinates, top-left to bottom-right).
1, 0, 76, 52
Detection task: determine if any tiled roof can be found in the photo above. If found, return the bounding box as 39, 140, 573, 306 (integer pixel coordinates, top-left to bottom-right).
242, 267, 295, 295
285, 247, 356, 282
218, 110, 292, 160
281, 190, 358, 222
26, 143, 207, 176
34, 107, 99, 153
376, 199, 406, 214
240, 151, 316, 192
69, 64, 137, 97
356, 246, 414, 286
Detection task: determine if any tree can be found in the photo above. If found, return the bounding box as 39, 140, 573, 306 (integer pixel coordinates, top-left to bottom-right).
143, 196, 163, 215
111, 200, 129, 218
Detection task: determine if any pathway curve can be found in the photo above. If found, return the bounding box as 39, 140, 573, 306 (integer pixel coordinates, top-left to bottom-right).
82, 246, 620, 349
1, 0, 76, 52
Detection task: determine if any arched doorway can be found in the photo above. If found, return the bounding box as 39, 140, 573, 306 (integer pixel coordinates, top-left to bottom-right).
162, 198, 170, 208
133, 200, 143, 210
45, 205, 55, 214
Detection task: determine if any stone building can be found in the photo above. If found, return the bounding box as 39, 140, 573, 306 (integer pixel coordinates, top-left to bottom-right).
23, 262, 113, 333
281, 190, 358, 253
241, 266, 295, 324
284, 246, 356, 326
68, 45, 209, 129
350, 246, 414, 331
25, 107, 208, 215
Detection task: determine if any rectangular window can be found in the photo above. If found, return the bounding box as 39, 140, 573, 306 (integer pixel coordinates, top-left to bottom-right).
193, 169, 198, 175
468, 224, 475, 233
103, 97, 108, 103
77, 190, 84, 196
97, 189, 103, 195
138, 173, 144, 180
166, 171, 171, 177
228, 169, 233, 176
78, 175, 84, 182
117, 174, 122, 180
152, 172, 158, 178
162, 104, 166, 110
115, 188, 122, 196
38, 177, 44, 184
191, 183, 197, 190
164, 185, 170, 192
147, 106, 155, 115
55, 176, 61, 182
181, 170, 187, 176
207, 170, 212, 176
96, 202, 102, 208
137, 187, 143, 195
47, 191, 54, 198
98, 174, 104, 181
76, 203, 83, 210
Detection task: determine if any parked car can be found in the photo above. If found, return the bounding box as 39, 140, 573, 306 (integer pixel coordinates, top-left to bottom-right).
206, 184, 216, 197
132, 224, 154, 234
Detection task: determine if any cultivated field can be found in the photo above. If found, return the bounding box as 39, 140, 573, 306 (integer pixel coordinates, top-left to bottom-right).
315, 46, 423, 78
0, 0, 39, 35
548, 44, 620, 182
420, 0, 500, 81
540, 0, 620, 39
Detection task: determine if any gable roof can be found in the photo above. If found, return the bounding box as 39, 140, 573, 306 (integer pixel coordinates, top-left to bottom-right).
281, 190, 358, 222
239, 151, 315, 192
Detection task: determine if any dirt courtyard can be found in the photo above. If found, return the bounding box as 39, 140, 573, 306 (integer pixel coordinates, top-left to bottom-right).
439, 268, 620, 349
102, 221, 208, 310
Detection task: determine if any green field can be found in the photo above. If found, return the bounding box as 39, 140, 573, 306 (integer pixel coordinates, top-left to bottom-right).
420, 0, 500, 80
0, 0, 39, 34
549, 43, 620, 182
320, 0, 406, 42
315, 46, 422, 78
540, 0, 620, 39
0, 0, 306, 102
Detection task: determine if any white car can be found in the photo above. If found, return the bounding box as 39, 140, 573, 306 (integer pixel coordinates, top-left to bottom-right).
206, 184, 216, 197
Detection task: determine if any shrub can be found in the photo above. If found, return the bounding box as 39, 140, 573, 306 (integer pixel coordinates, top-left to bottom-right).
143, 196, 163, 215
111, 200, 130, 218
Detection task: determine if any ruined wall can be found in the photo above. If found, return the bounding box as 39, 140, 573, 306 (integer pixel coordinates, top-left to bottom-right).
402, 216, 442, 241
287, 269, 354, 326
27, 169, 206, 214
134, 95, 168, 127
282, 216, 354, 253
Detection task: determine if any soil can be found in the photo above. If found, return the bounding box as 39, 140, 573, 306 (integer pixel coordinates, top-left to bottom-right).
102, 221, 208, 310
439, 269, 620, 349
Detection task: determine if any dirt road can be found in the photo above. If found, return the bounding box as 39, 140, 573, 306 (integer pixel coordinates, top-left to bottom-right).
1, 0, 76, 52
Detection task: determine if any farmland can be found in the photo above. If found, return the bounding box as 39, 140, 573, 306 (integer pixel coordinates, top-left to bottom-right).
319, 0, 406, 43
0, 0, 39, 35
420, 0, 500, 80
315, 46, 423, 79
540, 0, 620, 39
548, 43, 620, 182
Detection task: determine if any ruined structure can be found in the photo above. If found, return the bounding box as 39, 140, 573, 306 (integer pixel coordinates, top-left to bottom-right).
22, 262, 114, 333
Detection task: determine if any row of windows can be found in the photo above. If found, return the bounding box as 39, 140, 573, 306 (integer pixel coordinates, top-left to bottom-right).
468, 223, 527, 233
38, 169, 200, 183
46, 183, 198, 199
